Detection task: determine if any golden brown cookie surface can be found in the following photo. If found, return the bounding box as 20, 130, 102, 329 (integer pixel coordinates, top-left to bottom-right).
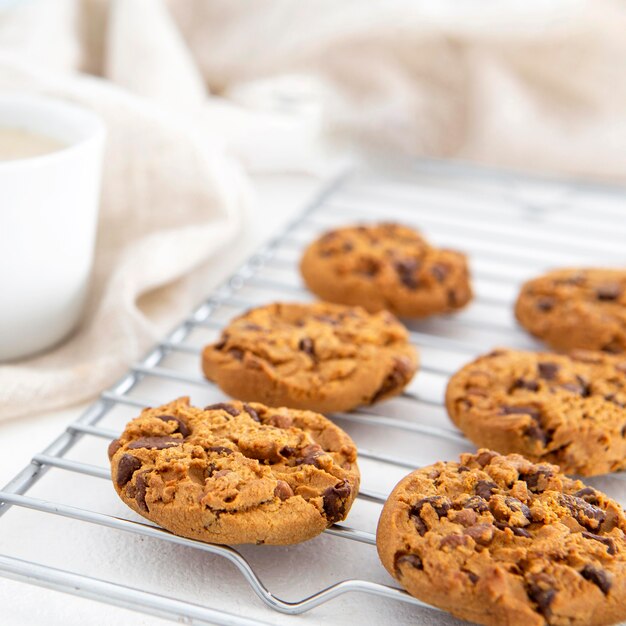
299, 223, 472, 318
515, 269, 626, 353
110, 397, 360, 545
445, 349, 626, 476
377, 450, 626, 626
201, 302, 418, 413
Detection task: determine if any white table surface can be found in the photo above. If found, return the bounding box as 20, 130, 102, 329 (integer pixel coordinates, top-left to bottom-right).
0, 172, 323, 626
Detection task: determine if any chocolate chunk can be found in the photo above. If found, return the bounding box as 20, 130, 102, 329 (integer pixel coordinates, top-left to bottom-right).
107, 439, 122, 460
504, 497, 532, 520
280, 446, 296, 458
536, 297, 555, 312
116, 454, 142, 486
206, 446, 233, 455
581, 565, 612, 594
596, 283, 621, 301
322, 480, 351, 524
475, 450, 498, 467
465, 571, 479, 584
520, 467, 554, 492
527, 584, 556, 618
204, 403, 241, 417
474, 480, 497, 500
430, 264, 449, 283
134, 471, 149, 512
525, 422, 548, 446
494, 521, 531, 537
411, 496, 451, 519
561, 376, 591, 396
155, 414, 190, 437
458, 465, 470, 473
538, 362, 559, 380
394, 552, 423, 575
463, 496, 489, 513
513, 378, 539, 392
228, 347, 244, 360
274, 480, 294, 501
298, 337, 315, 357
559, 494, 606, 530
243, 404, 260, 422
371, 356, 413, 402
395, 258, 420, 289
440, 534, 466, 549
356, 258, 380, 277
464, 523, 494, 546
502, 405, 540, 419
581, 531, 616, 555
295, 444, 324, 467
267, 414, 293, 429
127, 436, 182, 450
574, 487, 599, 505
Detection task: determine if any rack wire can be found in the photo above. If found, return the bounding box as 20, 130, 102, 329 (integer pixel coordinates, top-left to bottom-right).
1, 160, 626, 626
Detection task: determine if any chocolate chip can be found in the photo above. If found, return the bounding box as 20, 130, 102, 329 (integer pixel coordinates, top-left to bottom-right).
134, 471, 149, 512
466, 571, 479, 584
430, 264, 449, 283
474, 480, 498, 500
204, 403, 240, 417
502, 405, 540, 419
525, 423, 548, 446
527, 583, 556, 618
440, 534, 466, 549
464, 523, 494, 546
411, 496, 452, 519
355, 257, 381, 277
267, 414, 293, 429
581, 531, 616, 555
371, 356, 413, 403
295, 444, 324, 467
454, 508, 478, 526
559, 494, 606, 530
596, 283, 621, 301
538, 362, 559, 380
395, 258, 420, 289
513, 378, 539, 392
520, 467, 554, 492
504, 497, 532, 520
127, 436, 182, 450
243, 404, 260, 422
574, 487, 599, 505
463, 496, 489, 513
322, 480, 351, 524
394, 552, 423, 575
536, 297, 555, 312
298, 337, 315, 357
475, 450, 498, 467
228, 348, 244, 360
155, 415, 190, 437
280, 446, 296, 458
206, 446, 233, 455
494, 521, 531, 538
562, 376, 591, 396
581, 565, 612, 594
274, 480, 294, 501
458, 465, 470, 473
116, 454, 142, 486
107, 439, 122, 460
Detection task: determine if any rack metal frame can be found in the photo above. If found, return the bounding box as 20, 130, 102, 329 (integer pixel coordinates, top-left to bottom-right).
1, 160, 625, 625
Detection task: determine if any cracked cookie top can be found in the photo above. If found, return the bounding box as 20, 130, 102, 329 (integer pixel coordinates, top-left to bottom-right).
445, 349, 626, 476
377, 450, 626, 626
515, 268, 626, 353
299, 223, 472, 318
109, 397, 360, 545
201, 302, 418, 413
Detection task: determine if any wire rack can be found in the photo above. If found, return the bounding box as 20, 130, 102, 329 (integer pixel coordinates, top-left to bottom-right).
2, 160, 626, 626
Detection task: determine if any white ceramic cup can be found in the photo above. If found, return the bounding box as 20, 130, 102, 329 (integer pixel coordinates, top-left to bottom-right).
0, 94, 105, 361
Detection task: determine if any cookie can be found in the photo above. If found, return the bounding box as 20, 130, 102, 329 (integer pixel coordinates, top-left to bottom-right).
109, 397, 360, 545
515, 269, 626, 353
377, 449, 626, 626
201, 302, 418, 413
299, 223, 472, 318
445, 349, 626, 476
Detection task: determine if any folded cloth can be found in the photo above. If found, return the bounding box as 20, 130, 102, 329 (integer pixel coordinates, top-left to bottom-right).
0, 0, 250, 420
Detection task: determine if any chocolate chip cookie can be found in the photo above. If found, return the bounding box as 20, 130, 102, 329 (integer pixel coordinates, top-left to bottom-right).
201, 302, 418, 413
445, 349, 626, 476
109, 397, 360, 545
299, 223, 472, 318
515, 269, 626, 353
377, 449, 626, 626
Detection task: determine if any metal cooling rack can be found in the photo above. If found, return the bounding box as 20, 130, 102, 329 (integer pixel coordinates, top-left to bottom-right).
2, 160, 626, 626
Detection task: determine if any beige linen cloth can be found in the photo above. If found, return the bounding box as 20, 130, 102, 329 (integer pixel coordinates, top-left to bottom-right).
2, 0, 626, 421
